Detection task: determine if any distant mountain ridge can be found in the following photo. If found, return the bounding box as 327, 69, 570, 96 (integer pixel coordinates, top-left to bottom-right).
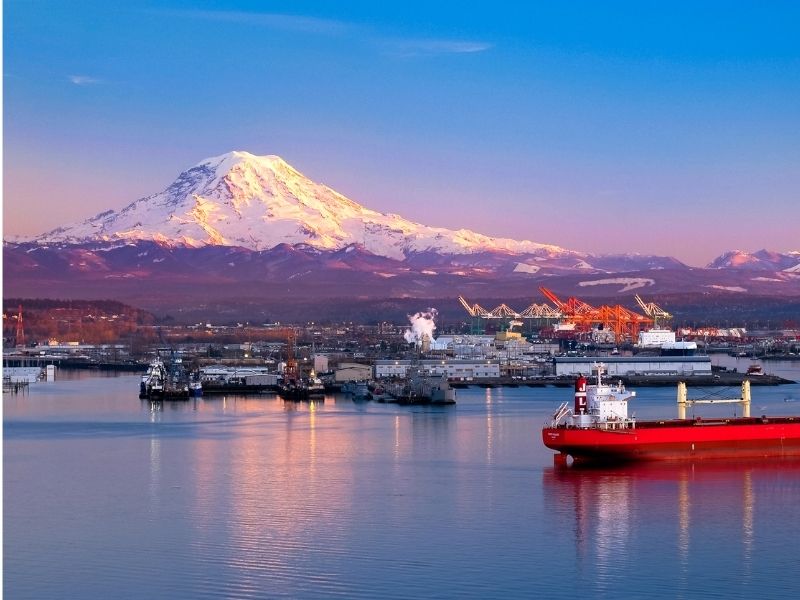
707, 249, 800, 271
26, 150, 691, 272
5, 151, 800, 305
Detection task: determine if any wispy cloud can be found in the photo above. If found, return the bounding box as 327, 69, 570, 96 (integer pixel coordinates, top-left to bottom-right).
69, 75, 101, 85
379, 38, 492, 57
155, 9, 491, 57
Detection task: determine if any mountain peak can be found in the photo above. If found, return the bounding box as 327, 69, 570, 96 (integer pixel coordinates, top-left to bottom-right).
194, 150, 291, 173
708, 249, 800, 271
31, 150, 571, 259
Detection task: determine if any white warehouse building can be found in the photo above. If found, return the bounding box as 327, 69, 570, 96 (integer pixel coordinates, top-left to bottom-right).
553, 356, 712, 377
374, 359, 501, 379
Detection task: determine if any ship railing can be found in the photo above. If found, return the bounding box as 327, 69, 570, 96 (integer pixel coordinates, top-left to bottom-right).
598, 417, 636, 430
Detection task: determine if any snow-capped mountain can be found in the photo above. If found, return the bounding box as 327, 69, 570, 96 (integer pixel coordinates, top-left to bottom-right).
35, 151, 570, 261
707, 249, 800, 272
10, 150, 800, 308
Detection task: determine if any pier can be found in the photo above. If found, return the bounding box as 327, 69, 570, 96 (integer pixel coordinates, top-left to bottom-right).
3, 377, 30, 394
447, 372, 794, 389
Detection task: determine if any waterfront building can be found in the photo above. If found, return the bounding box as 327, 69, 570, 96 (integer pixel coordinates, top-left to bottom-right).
553, 356, 712, 377
374, 359, 501, 379
333, 363, 372, 382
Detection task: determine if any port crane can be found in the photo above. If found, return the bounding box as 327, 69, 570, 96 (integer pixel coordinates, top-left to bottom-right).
634, 294, 673, 328
458, 296, 491, 319
538, 287, 653, 343
458, 296, 563, 333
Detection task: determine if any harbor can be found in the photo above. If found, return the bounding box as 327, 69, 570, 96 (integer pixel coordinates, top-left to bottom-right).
6, 368, 800, 599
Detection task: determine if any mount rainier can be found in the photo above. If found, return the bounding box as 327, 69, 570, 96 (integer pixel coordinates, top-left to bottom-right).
5, 151, 800, 307
35, 151, 572, 261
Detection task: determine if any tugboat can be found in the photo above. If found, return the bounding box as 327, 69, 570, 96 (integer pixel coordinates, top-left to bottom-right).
542, 364, 800, 464
746, 363, 765, 376
188, 372, 203, 397
279, 380, 309, 400
138, 353, 192, 400
307, 372, 325, 398
139, 358, 166, 399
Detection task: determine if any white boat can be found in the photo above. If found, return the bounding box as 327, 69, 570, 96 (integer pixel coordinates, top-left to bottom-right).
746, 363, 765, 376
140, 358, 166, 398
308, 377, 325, 397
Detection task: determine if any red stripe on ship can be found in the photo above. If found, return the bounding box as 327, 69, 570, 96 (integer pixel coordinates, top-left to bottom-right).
543, 417, 800, 462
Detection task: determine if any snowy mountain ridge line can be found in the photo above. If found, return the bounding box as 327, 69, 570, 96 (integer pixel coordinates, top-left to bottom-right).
30, 151, 572, 261
706, 249, 800, 271
13, 150, 794, 272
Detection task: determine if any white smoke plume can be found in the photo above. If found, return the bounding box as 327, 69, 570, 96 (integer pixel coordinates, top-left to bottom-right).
404, 308, 438, 344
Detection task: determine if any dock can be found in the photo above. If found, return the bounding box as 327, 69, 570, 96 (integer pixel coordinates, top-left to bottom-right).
3, 378, 30, 394
447, 373, 794, 389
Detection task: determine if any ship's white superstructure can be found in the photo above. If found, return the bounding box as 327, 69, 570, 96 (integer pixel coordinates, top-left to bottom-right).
567, 364, 636, 429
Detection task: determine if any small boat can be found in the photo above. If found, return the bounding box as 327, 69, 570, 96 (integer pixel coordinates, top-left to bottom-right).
746, 363, 764, 376
189, 379, 203, 397
353, 381, 370, 400
307, 377, 325, 398
139, 353, 196, 400
140, 358, 166, 399
342, 380, 370, 399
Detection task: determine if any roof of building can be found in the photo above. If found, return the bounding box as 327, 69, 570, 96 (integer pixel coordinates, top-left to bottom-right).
553, 356, 711, 363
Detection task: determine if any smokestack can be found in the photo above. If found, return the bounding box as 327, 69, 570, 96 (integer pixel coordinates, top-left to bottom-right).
421, 333, 431, 353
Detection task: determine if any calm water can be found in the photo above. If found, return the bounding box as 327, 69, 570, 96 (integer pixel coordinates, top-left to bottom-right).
5, 365, 800, 599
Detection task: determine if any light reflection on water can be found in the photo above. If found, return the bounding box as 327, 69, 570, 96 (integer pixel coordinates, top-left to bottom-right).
4, 369, 800, 599
541, 458, 800, 600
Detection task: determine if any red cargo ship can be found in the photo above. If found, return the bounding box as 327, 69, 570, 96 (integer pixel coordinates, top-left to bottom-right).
542, 365, 800, 464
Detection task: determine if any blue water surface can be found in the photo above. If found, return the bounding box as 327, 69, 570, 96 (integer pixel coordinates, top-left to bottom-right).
5, 363, 800, 599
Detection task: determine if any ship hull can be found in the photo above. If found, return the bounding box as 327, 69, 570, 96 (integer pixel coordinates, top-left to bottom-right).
543, 417, 800, 463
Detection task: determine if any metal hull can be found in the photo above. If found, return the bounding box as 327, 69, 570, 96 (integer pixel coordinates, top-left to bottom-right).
543, 417, 800, 463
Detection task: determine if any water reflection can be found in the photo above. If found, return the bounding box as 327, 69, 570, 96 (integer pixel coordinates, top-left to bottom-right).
149, 433, 161, 516
543, 458, 800, 595
485, 389, 494, 465
7, 372, 800, 599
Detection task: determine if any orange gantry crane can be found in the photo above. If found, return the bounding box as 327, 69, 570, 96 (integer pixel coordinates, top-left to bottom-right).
538, 287, 653, 343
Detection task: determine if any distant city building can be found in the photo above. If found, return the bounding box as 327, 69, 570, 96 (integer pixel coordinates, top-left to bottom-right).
553, 356, 712, 377
334, 363, 372, 382
637, 329, 677, 347
313, 354, 329, 374
374, 359, 501, 379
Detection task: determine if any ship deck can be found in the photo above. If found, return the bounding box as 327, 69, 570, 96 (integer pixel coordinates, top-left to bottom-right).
570, 415, 800, 429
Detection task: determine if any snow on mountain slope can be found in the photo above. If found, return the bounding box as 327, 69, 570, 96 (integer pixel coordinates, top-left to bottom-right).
35, 151, 570, 261
707, 249, 800, 271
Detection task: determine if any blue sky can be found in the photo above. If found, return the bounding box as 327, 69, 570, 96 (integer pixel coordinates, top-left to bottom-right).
4, 1, 799, 265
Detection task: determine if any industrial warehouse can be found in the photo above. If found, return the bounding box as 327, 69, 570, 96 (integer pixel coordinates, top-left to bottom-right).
552, 356, 713, 377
